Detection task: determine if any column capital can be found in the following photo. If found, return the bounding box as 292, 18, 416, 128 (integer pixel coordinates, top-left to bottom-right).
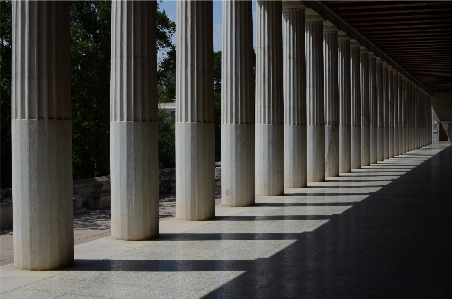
376, 57, 383, 64
305, 8, 323, 22
388, 65, 394, 71
338, 30, 350, 40
382, 61, 389, 68
369, 52, 376, 58
360, 46, 368, 53
394, 69, 399, 75
282, 0, 305, 10
350, 39, 360, 48
323, 20, 337, 32
398, 72, 403, 78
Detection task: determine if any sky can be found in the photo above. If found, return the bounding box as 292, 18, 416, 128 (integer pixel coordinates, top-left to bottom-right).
158, 1, 257, 52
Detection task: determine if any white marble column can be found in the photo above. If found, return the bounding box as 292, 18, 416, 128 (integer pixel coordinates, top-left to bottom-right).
283, 3, 306, 188
400, 77, 406, 154
369, 53, 377, 164
382, 62, 389, 159
388, 66, 394, 158
350, 40, 361, 169
393, 69, 399, 156
376, 58, 384, 161
397, 73, 403, 155
176, 1, 215, 220
222, 1, 255, 205
338, 31, 351, 173
12, 1, 73, 270
360, 47, 370, 166
111, 1, 159, 239
256, 1, 284, 195
306, 9, 325, 182
323, 21, 339, 177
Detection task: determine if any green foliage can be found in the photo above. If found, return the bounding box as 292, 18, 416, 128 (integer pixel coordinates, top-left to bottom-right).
158, 109, 175, 169
213, 51, 222, 162
71, 0, 111, 180
0, 0, 12, 188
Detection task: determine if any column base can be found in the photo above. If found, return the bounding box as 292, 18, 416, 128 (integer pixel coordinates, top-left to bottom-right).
308, 124, 325, 182
12, 119, 74, 270
110, 121, 159, 240
222, 124, 255, 207
176, 122, 215, 220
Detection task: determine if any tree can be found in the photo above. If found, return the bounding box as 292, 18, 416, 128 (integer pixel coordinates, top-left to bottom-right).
0, 0, 12, 188
0, 1, 178, 185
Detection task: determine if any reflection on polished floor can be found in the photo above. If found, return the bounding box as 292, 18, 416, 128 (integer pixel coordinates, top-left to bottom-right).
1, 144, 451, 298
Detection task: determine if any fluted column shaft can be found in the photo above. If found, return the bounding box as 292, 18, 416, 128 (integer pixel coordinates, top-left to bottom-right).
306, 9, 324, 182
256, 1, 284, 195
176, 1, 215, 220
350, 40, 361, 169
222, 1, 255, 205
283, 3, 306, 188
369, 53, 377, 164
388, 66, 394, 158
397, 73, 403, 155
400, 77, 406, 154
403, 78, 409, 153
338, 32, 351, 173
393, 70, 399, 156
323, 22, 339, 177
110, 1, 158, 240
360, 47, 370, 166
376, 58, 384, 161
382, 62, 389, 159
12, 1, 73, 270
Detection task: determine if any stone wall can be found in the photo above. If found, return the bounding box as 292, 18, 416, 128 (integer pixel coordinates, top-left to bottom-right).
0, 166, 222, 229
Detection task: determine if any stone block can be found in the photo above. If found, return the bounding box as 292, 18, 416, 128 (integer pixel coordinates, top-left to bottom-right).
0, 202, 13, 229
89, 190, 111, 209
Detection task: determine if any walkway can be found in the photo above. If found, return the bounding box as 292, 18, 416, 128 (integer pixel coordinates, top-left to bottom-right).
1, 144, 451, 298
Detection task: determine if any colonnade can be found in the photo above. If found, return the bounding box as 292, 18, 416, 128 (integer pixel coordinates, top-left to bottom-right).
11, 0, 433, 270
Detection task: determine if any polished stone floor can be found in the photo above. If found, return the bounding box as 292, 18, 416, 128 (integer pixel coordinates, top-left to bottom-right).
1, 144, 451, 298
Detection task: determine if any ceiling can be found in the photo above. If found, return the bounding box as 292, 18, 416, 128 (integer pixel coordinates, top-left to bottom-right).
312, 1, 452, 94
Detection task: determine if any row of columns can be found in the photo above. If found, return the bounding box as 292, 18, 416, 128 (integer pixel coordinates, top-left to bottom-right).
11, 0, 433, 270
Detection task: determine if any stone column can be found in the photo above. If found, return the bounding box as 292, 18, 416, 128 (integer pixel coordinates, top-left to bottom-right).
376, 58, 384, 161
338, 31, 351, 173
176, 1, 215, 220
222, 1, 255, 205
393, 69, 399, 156
397, 73, 403, 155
388, 66, 394, 158
323, 21, 339, 177
415, 86, 420, 149
369, 53, 377, 164
283, 2, 306, 188
382, 62, 389, 159
12, 1, 73, 270
400, 77, 406, 154
256, 1, 284, 195
306, 9, 325, 182
403, 78, 409, 153
360, 47, 370, 166
350, 40, 361, 169
111, 1, 158, 240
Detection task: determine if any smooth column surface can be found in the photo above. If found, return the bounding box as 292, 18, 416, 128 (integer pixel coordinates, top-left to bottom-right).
256, 1, 284, 195
382, 62, 389, 159
360, 47, 370, 166
323, 21, 339, 177
12, 1, 74, 270
388, 66, 394, 158
176, 1, 215, 220
350, 40, 361, 169
222, 1, 255, 206
338, 31, 351, 173
306, 9, 325, 182
369, 53, 377, 164
376, 58, 384, 161
283, 3, 306, 188
111, 1, 158, 239
393, 69, 399, 156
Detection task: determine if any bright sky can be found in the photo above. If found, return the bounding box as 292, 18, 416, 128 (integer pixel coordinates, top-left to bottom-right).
158, 0, 257, 51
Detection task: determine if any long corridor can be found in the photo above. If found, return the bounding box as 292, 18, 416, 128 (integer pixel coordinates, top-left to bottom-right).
1, 144, 451, 298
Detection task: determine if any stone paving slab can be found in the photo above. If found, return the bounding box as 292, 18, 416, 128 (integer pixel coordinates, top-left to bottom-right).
1, 144, 451, 298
